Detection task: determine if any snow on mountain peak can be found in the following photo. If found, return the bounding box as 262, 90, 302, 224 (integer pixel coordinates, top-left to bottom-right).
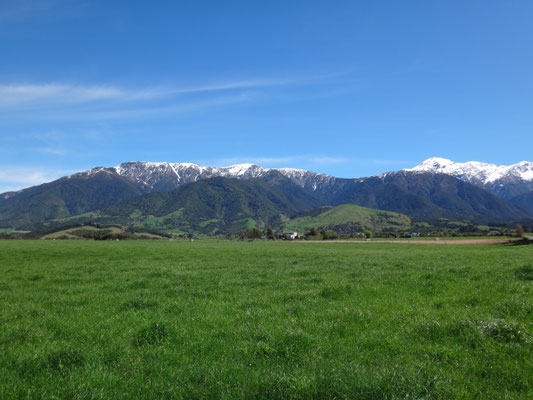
406, 158, 533, 184
72, 166, 112, 178
173, 162, 201, 169
102, 160, 340, 193
223, 163, 262, 175
420, 157, 454, 167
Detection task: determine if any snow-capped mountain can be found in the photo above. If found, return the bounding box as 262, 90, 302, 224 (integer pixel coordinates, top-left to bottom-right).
406, 157, 533, 199
3, 158, 532, 230
73, 161, 337, 193
114, 162, 268, 191
68, 158, 533, 204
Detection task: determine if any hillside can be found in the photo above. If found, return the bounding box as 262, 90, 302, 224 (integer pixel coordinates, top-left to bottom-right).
284, 204, 411, 233
324, 172, 530, 222
510, 191, 533, 213
58, 173, 322, 235
41, 225, 166, 240
0, 169, 141, 230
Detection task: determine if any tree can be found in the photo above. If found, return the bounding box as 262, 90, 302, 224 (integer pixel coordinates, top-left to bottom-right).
240, 227, 262, 240
266, 227, 275, 240
321, 229, 338, 240
516, 224, 525, 237
364, 229, 373, 239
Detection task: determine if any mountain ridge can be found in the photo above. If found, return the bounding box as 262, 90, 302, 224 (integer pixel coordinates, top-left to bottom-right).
4, 157, 533, 199
1, 158, 532, 231
406, 157, 533, 199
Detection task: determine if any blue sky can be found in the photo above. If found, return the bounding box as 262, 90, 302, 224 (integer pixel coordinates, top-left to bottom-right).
1, 0, 532, 192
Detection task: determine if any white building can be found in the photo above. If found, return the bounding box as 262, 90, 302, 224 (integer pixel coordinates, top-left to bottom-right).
282, 232, 299, 240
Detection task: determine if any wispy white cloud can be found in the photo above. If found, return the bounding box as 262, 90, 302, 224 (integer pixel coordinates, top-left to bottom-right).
53, 93, 254, 121
0, 84, 159, 107
216, 156, 295, 165
169, 76, 330, 95
32, 147, 66, 156
215, 155, 347, 167
0, 0, 50, 22
0, 86, 256, 123
22, 130, 68, 156
0, 74, 326, 109
308, 157, 346, 165
0, 166, 73, 193
0, 71, 340, 116
0, 0, 88, 24
0, 72, 349, 126
372, 159, 414, 166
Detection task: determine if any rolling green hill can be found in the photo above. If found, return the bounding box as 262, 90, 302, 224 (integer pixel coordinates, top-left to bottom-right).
54, 173, 322, 236
48, 178, 412, 236
40, 225, 164, 240
283, 204, 411, 233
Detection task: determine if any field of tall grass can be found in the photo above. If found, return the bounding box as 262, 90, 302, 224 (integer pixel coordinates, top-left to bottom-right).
1, 240, 532, 399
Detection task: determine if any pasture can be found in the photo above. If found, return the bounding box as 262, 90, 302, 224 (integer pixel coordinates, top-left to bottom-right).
0, 240, 532, 399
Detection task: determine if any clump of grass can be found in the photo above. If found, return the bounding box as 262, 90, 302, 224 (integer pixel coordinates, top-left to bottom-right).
416, 319, 530, 346
320, 285, 352, 300
102, 349, 122, 369
120, 297, 158, 311
45, 349, 85, 372
497, 299, 532, 318
416, 320, 477, 343
250, 331, 312, 362
128, 280, 149, 289
515, 266, 533, 281
2, 327, 30, 345
477, 319, 529, 344
132, 322, 169, 346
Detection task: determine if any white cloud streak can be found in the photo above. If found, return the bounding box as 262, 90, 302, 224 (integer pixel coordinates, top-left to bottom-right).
215, 155, 347, 167
0, 73, 343, 123
32, 147, 66, 156
168, 76, 324, 95
0, 166, 73, 193
0, 0, 90, 24
0, 84, 159, 107
49, 93, 254, 121
371, 159, 414, 166
0, 76, 322, 109
0, 0, 50, 22
0, 81, 277, 124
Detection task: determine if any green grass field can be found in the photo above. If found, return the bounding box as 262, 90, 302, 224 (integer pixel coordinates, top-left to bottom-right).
356, 236, 518, 241
1, 240, 532, 399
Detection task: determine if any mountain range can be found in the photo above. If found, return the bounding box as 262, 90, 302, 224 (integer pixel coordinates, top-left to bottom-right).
1, 158, 532, 234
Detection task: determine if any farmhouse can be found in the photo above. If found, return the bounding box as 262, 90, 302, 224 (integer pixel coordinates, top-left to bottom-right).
282, 231, 299, 240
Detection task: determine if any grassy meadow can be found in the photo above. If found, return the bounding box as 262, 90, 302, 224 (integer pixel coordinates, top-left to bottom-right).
0, 240, 532, 399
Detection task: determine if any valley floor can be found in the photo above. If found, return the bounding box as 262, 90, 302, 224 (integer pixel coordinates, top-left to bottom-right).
1, 240, 532, 399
